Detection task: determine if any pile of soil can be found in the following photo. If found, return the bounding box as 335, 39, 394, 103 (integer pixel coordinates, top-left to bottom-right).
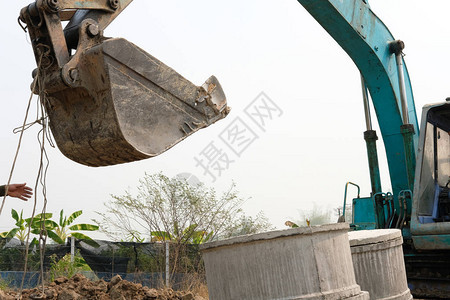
0, 274, 207, 300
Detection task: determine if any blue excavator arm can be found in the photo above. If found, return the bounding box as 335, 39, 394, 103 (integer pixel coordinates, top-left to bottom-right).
297, 0, 419, 202
298, 1, 450, 297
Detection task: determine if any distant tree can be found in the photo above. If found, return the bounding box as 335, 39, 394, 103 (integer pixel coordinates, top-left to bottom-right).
95, 172, 272, 243
94, 172, 273, 282
334, 204, 353, 223
224, 212, 274, 238
286, 203, 333, 227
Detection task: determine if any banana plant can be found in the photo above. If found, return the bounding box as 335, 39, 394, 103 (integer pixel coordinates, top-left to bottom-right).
32, 209, 99, 247
0, 209, 50, 245
191, 229, 214, 244
0, 209, 27, 244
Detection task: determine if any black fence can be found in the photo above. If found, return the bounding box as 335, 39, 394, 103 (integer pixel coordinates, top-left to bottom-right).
0, 238, 204, 289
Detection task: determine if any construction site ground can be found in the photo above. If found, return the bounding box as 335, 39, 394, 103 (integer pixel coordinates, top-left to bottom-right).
0, 273, 207, 300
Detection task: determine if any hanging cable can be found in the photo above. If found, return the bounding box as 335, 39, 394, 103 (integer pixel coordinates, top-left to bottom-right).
37, 94, 51, 294
11, 55, 53, 297
0, 52, 41, 216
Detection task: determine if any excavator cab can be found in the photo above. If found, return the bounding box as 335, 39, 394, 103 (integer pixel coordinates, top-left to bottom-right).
19, 0, 229, 167
411, 102, 450, 249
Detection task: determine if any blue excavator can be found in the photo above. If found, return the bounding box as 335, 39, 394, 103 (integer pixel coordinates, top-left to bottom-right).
297, 0, 450, 297
18, 0, 450, 297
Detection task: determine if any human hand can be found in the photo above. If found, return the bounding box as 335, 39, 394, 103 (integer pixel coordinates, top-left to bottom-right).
7, 183, 33, 201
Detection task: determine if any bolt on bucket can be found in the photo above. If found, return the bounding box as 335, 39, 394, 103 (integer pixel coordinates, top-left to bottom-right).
43, 38, 229, 167
348, 229, 413, 300
200, 223, 369, 300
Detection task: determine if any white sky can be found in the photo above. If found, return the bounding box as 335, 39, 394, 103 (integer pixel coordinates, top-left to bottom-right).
1, 0, 450, 239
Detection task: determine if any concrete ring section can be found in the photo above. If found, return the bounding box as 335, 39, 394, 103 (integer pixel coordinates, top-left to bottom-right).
201, 223, 369, 300
348, 229, 413, 300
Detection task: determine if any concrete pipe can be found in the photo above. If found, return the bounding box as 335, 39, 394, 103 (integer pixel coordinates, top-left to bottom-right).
348, 229, 412, 300
201, 223, 369, 300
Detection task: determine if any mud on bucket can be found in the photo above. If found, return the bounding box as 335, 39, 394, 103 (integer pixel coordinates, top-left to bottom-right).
45, 38, 229, 167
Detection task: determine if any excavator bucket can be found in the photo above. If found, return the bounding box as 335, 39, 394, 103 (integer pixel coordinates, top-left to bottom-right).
19, 1, 229, 167
43, 38, 229, 167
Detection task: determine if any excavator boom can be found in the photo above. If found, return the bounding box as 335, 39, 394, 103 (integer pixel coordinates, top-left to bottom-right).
298, 0, 419, 202
298, 0, 450, 297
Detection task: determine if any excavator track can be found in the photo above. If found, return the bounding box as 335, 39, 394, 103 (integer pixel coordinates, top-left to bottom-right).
403, 243, 450, 298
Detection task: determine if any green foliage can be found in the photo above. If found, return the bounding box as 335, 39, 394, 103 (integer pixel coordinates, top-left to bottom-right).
0, 277, 11, 291
151, 231, 173, 242
49, 250, 92, 281
0, 209, 50, 245
151, 224, 214, 244
33, 209, 99, 247
0, 209, 26, 241
0, 246, 41, 271
95, 172, 273, 243
1, 209, 99, 247
135, 247, 162, 272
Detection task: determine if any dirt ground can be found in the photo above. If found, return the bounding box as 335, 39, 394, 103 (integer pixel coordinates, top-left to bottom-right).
0, 274, 207, 300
